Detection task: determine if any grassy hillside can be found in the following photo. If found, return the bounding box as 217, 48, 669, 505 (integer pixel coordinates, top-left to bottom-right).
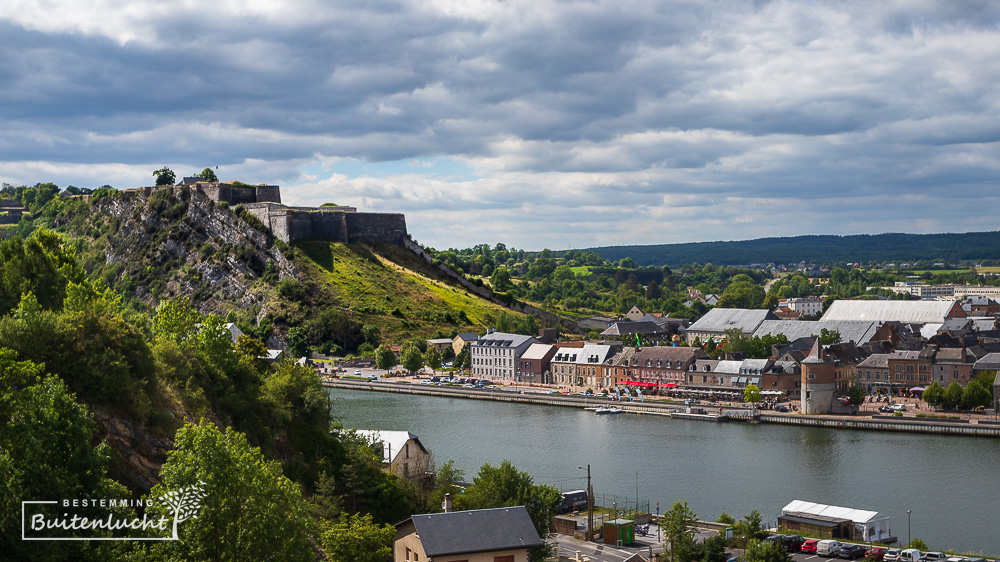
296, 240, 517, 341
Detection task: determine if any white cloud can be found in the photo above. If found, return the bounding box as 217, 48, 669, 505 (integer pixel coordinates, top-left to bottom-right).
2, 0, 1000, 249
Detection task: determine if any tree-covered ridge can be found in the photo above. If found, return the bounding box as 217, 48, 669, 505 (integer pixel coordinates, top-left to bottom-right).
1, 181, 524, 355
582, 231, 1000, 267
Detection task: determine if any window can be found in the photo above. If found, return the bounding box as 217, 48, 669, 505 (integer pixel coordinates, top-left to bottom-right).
406, 548, 411, 562
494, 556, 515, 562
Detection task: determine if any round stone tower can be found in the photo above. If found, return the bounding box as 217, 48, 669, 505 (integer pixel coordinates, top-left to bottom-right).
800, 338, 837, 415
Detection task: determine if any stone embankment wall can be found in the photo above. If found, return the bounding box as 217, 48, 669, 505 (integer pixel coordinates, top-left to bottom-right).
327, 380, 1000, 439
403, 238, 586, 333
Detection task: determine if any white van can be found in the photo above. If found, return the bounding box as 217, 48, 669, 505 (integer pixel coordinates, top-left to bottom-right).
901, 549, 924, 562
816, 540, 843, 557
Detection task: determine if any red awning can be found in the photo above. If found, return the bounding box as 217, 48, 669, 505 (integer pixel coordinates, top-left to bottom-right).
621, 380, 658, 387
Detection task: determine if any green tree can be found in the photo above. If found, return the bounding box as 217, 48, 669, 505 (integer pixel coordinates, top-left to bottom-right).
717, 280, 765, 309
149, 420, 313, 562
962, 374, 993, 409
401, 344, 423, 374
456, 460, 560, 562
0, 350, 135, 559
734, 509, 766, 544
360, 324, 381, 346
922, 381, 944, 409
944, 381, 964, 409
818, 328, 842, 345
197, 168, 218, 182
662, 500, 698, 562
907, 538, 928, 549
744, 384, 762, 404
847, 384, 865, 406
320, 512, 395, 562
490, 267, 513, 292
744, 539, 792, 562
424, 346, 441, 372
153, 167, 176, 186
375, 344, 397, 373
428, 459, 465, 512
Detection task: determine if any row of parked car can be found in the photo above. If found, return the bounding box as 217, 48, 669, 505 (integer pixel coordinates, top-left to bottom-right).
764, 537, 989, 562
421, 376, 497, 389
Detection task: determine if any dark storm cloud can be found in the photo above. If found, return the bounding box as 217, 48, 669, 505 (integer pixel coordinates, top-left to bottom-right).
3, 1, 1000, 248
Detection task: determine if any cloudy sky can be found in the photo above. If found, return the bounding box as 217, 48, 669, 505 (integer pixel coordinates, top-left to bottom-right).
3, 1, 1000, 250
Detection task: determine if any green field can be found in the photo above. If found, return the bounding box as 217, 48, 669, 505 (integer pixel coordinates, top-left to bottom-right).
570, 266, 592, 276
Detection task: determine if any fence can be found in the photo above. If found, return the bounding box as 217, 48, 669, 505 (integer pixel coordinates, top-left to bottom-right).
592, 495, 651, 524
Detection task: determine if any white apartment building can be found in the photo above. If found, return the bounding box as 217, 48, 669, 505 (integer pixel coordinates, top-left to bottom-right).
470, 331, 539, 381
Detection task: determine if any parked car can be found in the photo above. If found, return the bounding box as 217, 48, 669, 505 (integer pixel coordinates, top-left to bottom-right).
884, 549, 903, 562
801, 540, 820, 554
817, 539, 843, 557
353, 369, 362, 375
839, 544, 868, 560
763, 535, 785, 545
892, 403, 907, 412
867, 546, 888, 560
781, 535, 806, 552
900, 549, 923, 562
879, 405, 893, 413
923, 553, 947, 562
775, 404, 789, 412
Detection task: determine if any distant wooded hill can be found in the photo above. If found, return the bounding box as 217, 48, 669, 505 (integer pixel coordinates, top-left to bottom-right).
581, 231, 1000, 267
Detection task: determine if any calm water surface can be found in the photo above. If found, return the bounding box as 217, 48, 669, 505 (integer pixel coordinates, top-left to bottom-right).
329, 388, 1000, 554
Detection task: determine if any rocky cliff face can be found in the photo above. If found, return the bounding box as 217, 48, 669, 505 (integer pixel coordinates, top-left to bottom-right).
55, 187, 298, 326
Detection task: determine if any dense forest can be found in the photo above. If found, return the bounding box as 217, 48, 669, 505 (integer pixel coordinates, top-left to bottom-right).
581, 231, 1000, 267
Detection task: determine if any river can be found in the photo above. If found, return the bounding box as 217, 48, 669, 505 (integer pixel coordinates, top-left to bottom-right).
328, 388, 1000, 555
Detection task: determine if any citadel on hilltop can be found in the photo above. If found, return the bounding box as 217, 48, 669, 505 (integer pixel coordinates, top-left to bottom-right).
128, 178, 408, 246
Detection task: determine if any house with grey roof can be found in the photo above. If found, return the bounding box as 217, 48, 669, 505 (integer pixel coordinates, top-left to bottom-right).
684, 308, 778, 344
451, 332, 479, 356
354, 430, 430, 485
470, 331, 539, 381
394, 506, 543, 562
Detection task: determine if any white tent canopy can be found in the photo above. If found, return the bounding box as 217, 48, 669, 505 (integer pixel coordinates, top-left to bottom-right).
781, 499, 891, 542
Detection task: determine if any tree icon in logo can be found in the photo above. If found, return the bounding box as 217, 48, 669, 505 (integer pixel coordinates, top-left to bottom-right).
159, 481, 207, 540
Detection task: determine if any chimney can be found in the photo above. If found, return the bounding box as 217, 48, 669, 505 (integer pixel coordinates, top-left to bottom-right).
442, 493, 453, 513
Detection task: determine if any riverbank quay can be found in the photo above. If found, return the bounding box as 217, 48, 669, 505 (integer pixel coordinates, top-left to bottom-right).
323, 379, 1000, 438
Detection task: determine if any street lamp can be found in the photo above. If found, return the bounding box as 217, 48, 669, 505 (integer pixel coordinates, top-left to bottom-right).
577, 465, 594, 542
906, 510, 911, 547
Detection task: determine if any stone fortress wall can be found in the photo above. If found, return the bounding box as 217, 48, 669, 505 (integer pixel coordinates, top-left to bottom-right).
0, 199, 24, 224
182, 181, 408, 245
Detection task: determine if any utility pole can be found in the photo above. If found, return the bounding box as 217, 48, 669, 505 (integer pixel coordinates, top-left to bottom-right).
581, 464, 594, 542
577, 465, 595, 541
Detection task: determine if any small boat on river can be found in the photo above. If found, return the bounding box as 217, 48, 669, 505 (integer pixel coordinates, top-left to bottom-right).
595, 405, 623, 415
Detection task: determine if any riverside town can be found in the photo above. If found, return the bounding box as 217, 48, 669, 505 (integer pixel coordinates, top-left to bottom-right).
4, 176, 1000, 560
6, 5, 1000, 558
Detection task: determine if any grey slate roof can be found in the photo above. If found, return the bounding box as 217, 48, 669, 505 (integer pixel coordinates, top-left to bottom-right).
405, 507, 543, 556
686, 308, 777, 335
973, 352, 1000, 371
820, 300, 963, 324
474, 332, 536, 348
600, 320, 672, 337
752, 320, 881, 345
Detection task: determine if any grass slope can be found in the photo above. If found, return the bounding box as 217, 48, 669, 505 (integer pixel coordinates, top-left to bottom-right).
296, 240, 514, 340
